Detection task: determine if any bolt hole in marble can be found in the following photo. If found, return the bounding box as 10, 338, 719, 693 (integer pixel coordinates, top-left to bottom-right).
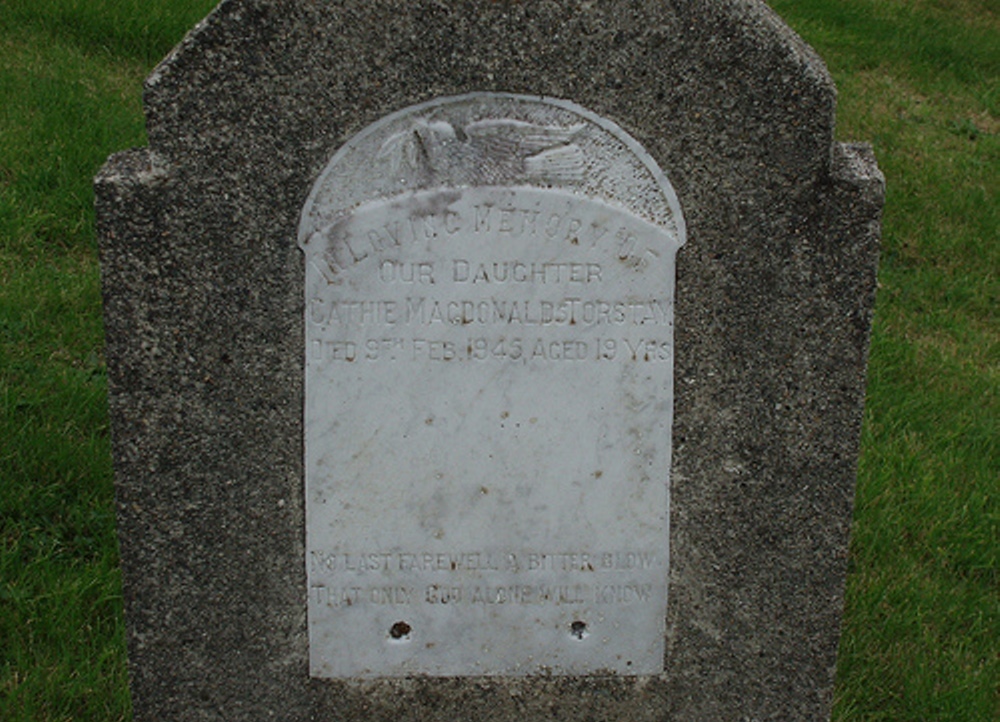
389, 621, 412, 642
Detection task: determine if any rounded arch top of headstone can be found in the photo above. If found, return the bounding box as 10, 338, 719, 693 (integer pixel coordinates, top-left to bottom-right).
298, 93, 685, 250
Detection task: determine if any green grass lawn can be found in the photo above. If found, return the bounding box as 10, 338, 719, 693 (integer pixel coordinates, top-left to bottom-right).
1, 1, 996, 720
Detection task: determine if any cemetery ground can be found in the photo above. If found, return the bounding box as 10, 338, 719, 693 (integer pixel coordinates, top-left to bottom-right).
0, 1, 995, 720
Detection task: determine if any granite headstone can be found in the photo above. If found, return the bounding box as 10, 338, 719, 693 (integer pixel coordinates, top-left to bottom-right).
96, 0, 882, 719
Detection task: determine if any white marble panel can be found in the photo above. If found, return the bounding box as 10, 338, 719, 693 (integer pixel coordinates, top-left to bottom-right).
300, 94, 684, 678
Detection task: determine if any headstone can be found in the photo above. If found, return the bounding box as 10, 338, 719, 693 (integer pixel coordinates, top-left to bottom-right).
96, 1, 882, 720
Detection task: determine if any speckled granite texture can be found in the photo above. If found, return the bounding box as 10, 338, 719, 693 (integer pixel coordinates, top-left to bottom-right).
95, 1, 882, 719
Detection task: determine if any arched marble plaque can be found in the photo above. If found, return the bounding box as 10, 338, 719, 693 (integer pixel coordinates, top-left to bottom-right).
299, 93, 685, 678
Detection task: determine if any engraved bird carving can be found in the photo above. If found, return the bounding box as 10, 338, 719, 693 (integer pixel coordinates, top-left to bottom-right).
378, 117, 587, 187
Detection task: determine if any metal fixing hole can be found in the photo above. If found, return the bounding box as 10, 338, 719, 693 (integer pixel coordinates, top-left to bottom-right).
389, 621, 412, 641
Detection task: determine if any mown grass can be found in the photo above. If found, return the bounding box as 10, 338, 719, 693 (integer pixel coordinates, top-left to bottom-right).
1, 1, 996, 720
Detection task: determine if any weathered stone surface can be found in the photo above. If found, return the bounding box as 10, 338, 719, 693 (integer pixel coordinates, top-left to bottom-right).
301, 93, 684, 678
96, 0, 882, 719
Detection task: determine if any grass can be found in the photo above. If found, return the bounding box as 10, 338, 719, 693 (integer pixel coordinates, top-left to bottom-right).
1, 1, 996, 720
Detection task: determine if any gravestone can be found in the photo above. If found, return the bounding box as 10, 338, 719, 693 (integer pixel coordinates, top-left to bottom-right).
95, 1, 882, 720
